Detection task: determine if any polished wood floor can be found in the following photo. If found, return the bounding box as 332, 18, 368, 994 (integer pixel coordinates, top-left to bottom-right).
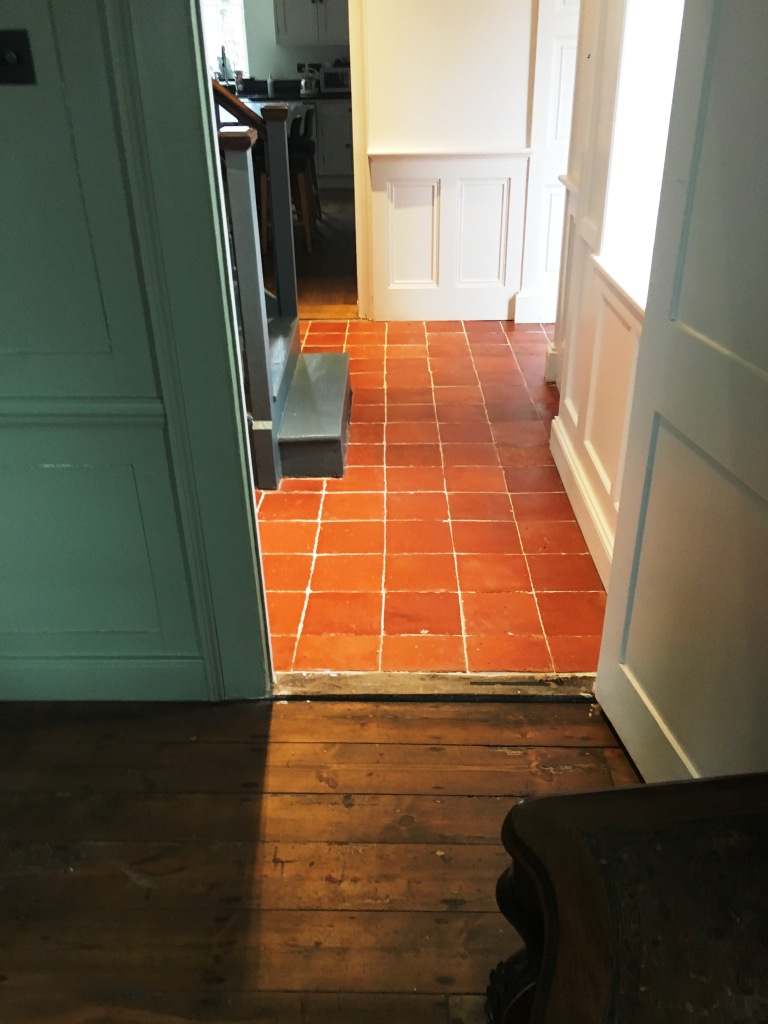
0, 698, 639, 1022
264, 188, 357, 320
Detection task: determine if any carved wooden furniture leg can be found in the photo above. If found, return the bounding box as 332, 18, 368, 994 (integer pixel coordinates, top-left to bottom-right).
487, 773, 768, 1023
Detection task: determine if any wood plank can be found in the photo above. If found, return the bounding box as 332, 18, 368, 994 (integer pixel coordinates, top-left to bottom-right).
0, 908, 518, 994
603, 746, 643, 786
0, 791, 514, 844
0, 700, 619, 747
0, 840, 509, 912
2, 991, 450, 1024
274, 671, 595, 698
0, 742, 613, 796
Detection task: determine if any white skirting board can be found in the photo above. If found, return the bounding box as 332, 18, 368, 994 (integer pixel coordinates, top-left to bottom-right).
550, 415, 614, 588
513, 287, 559, 324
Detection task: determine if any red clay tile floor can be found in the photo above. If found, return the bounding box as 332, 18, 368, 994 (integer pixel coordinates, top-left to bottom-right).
255, 320, 606, 675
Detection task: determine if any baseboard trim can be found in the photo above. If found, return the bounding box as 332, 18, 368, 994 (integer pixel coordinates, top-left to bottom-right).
550, 416, 614, 588
513, 288, 558, 324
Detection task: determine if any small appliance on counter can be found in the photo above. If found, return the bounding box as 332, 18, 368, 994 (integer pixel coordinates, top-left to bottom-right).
297, 62, 321, 97
320, 63, 351, 94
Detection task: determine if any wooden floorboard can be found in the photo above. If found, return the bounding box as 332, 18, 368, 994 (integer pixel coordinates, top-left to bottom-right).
0, 699, 640, 1022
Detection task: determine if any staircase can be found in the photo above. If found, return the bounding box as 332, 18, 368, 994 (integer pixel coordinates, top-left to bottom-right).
214, 82, 350, 490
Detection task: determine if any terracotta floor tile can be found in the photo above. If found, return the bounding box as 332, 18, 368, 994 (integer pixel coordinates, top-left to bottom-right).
442, 444, 500, 467
497, 445, 555, 468
456, 553, 531, 592
387, 386, 435, 405
426, 320, 465, 332
387, 519, 455, 554
258, 492, 322, 521
347, 320, 386, 336
447, 492, 514, 521
387, 492, 449, 520
346, 444, 385, 467
381, 635, 466, 671
302, 592, 383, 635
451, 521, 521, 554
294, 634, 381, 671
386, 404, 437, 423
385, 553, 459, 592
462, 591, 541, 634
384, 591, 462, 635
307, 320, 348, 333
324, 467, 385, 492
265, 591, 306, 636
504, 466, 565, 493
433, 386, 485, 405
349, 423, 385, 445
435, 404, 489, 424
311, 554, 384, 592
386, 345, 428, 360
386, 444, 443, 468
518, 521, 590, 554
512, 492, 577, 521
428, 340, 472, 359
527, 554, 604, 592
258, 520, 318, 554
443, 466, 508, 492
537, 591, 608, 636
548, 634, 602, 673
349, 356, 385, 373
269, 635, 295, 672
272, 478, 325, 493
386, 422, 441, 444
386, 467, 447, 492
438, 422, 494, 444
260, 554, 313, 590
259, 320, 595, 675
322, 492, 386, 521
465, 634, 553, 672
490, 421, 550, 447
316, 520, 385, 554
352, 404, 386, 423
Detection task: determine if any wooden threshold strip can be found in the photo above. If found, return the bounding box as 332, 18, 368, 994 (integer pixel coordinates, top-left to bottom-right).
273, 670, 597, 698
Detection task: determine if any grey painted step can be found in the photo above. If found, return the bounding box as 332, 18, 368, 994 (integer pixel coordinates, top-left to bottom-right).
268, 316, 300, 406
278, 353, 352, 478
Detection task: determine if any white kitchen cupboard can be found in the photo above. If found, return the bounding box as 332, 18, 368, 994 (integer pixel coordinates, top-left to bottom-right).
274, 0, 349, 46
315, 99, 353, 181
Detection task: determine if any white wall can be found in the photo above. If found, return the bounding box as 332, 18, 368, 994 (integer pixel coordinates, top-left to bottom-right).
363, 0, 531, 154
244, 0, 349, 79
355, 0, 535, 320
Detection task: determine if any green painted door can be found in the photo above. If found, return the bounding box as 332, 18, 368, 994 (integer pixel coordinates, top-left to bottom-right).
0, 1, 271, 700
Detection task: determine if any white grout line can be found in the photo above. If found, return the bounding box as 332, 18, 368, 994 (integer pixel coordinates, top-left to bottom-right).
433, 322, 470, 672
378, 320, 389, 671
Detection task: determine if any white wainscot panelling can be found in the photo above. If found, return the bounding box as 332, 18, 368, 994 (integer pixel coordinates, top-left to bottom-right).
583, 279, 641, 507
551, 257, 642, 586
545, 186, 566, 273
370, 155, 527, 320
388, 180, 440, 287
457, 179, 509, 285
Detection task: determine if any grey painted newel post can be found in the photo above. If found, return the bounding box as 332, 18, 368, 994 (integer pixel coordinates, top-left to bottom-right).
262, 107, 299, 321
219, 127, 281, 489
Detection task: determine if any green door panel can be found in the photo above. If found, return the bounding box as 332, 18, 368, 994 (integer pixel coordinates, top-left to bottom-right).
0, 419, 199, 657
0, 1, 271, 701
0, 1, 158, 398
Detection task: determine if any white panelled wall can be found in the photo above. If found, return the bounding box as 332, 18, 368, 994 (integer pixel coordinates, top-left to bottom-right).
548, 0, 684, 586
350, 0, 577, 322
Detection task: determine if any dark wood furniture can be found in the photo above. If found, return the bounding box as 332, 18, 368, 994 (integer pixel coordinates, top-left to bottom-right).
488, 772, 768, 1023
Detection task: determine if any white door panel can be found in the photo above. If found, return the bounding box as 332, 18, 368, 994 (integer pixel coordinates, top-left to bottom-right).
596, 0, 768, 780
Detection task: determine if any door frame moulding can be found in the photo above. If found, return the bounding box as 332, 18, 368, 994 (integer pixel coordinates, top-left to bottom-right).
114, 3, 272, 698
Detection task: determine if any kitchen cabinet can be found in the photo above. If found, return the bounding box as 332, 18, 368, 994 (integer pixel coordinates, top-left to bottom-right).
274, 0, 349, 46
314, 99, 353, 181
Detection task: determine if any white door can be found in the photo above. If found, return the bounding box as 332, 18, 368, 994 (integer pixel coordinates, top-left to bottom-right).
595, 1, 768, 782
